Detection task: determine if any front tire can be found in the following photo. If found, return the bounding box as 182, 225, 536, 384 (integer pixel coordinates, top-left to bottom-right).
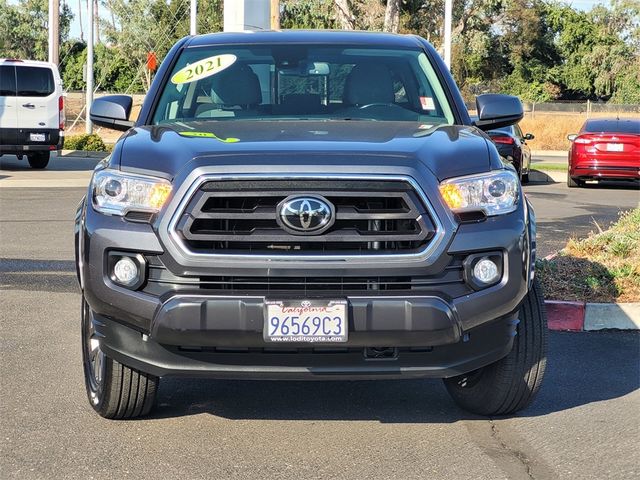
27, 152, 50, 169
81, 297, 158, 419
444, 279, 547, 416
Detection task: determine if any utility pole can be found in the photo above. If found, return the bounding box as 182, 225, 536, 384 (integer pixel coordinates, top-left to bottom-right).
270, 0, 280, 30
443, 0, 452, 69
48, 0, 59, 65
94, 0, 100, 44
86, 0, 94, 134
78, 0, 84, 42
224, 0, 270, 32
190, 0, 197, 35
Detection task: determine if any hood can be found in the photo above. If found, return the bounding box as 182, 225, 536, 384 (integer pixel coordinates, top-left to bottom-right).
115, 120, 491, 181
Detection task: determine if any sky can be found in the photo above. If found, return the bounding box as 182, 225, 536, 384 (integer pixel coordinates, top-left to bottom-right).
62, 0, 605, 40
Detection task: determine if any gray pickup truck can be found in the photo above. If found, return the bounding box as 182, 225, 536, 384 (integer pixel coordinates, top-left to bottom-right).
76, 30, 546, 419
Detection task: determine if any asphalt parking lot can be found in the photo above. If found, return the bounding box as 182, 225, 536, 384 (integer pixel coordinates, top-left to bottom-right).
1, 154, 639, 479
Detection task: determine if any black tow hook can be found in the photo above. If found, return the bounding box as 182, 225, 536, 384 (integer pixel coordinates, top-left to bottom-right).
364, 347, 399, 361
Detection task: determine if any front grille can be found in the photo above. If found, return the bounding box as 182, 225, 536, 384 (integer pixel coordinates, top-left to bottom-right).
174, 179, 436, 255
144, 255, 472, 298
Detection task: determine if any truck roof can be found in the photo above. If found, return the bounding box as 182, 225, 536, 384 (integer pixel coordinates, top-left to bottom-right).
188, 30, 425, 49
0, 58, 58, 69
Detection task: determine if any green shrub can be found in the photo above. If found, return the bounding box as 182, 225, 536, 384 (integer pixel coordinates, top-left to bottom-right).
83, 134, 108, 152
64, 134, 108, 152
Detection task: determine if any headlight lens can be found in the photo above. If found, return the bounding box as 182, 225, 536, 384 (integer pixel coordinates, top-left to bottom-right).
92, 170, 172, 215
439, 170, 519, 216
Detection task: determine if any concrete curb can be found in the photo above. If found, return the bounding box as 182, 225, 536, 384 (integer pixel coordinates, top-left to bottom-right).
532, 150, 567, 157
58, 150, 110, 159
545, 300, 640, 331
528, 169, 566, 184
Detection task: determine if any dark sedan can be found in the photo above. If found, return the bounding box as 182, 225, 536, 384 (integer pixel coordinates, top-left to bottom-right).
487, 124, 534, 183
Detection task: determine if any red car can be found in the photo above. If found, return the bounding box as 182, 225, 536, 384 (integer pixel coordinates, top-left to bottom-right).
567, 118, 640, 187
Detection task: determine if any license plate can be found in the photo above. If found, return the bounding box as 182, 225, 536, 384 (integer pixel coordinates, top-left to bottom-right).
606, 143, 623, 152
265, 300, 348, 343
29, 133, 46, 142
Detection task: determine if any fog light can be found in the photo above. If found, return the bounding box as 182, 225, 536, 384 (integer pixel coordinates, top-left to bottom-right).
473, 258, 499, 284
113, 257, 139, 286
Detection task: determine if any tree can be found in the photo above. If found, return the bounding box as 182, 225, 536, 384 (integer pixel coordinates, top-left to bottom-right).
3, 0, 638, 101
0, 0, 73, 60
59, 40, 87, 90
334, 0, 356, 29
383, 0, 400, 33
98, 0, 223, 92
498, 0, 561, 101
544, 0, 639, 101
281, 0, 338, 29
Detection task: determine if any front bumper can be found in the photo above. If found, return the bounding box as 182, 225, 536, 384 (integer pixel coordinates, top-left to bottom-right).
94, 312, 518, 380
77, 171, 535, 380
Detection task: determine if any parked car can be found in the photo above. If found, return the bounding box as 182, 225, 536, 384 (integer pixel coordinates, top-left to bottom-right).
76, 31, 546, 419
567, 118, 640, 187
487, 124, 534, 183
0, 59, 64, 169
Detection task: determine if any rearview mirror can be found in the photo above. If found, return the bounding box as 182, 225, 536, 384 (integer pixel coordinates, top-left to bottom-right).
524, 133, 535, 141
567, 134, 577, 142
308, 62, 330, 75
90, 95, 135, 131
473, 94, 523, 131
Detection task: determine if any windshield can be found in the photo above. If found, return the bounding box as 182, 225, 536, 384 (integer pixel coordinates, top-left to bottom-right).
494, 126, 514, 134
151, 44, 455, 125
584, 119, 640, 134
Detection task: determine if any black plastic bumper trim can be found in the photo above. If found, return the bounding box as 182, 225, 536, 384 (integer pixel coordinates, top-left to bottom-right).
96, 313, 518, 380
150, 294, 462, 347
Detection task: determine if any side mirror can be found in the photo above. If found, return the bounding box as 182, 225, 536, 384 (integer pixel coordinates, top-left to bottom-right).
90, 95, 135, 131
567, 134, 577, 142
473, 94, 523, 131
524, 133, 535, 141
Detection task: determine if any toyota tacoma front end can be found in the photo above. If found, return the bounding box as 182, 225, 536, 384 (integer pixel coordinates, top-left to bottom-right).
75, 31, 546, 419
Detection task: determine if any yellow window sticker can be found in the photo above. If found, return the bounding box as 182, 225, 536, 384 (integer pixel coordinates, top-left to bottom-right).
171, 54, 237, 85
178, 131, 239, 143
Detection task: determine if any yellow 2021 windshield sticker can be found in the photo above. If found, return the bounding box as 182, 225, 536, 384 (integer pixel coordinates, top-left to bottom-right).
171, 54, 237, 85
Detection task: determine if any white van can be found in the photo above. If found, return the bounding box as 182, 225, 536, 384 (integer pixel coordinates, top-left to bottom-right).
0, 59, 65, 168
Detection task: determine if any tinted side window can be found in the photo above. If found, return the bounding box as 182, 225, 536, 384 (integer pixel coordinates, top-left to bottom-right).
0, 66, 16, 96
16, 67, 54, 97
515, 125, 523, 138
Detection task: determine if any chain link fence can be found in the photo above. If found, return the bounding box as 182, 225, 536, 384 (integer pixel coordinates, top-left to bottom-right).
466, 100, 640, 117
66, 0, 195, 135
524, 101, 640, 116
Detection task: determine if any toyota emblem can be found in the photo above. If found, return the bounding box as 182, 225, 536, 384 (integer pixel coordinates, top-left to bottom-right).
277, 195, 335, 235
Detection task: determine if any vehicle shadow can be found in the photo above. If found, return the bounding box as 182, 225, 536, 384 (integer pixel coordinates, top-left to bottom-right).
0, 153, 101, 172
149, 331, 639, 423
572, 180, 639, 190
0, 258, 78, 293
527, 178, 639, 190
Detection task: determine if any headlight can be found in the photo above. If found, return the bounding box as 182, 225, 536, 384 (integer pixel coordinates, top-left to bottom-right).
439, 170, 519, 216
92, 170, 172, 216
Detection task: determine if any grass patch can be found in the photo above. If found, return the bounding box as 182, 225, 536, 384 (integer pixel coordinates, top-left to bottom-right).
531, 163, 567, 171
536, 208, 640, 302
